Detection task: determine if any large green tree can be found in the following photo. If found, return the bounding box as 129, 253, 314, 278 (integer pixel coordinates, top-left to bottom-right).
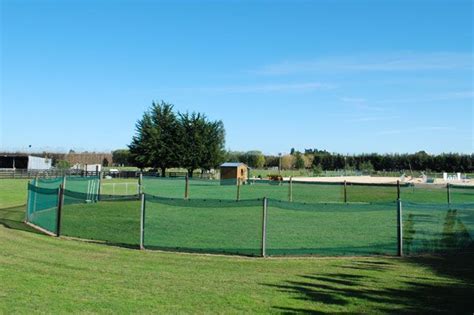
129, 101, 226, 177
179, 112, 225, 177
129, 101, 181, 176
112, 149, 131, 166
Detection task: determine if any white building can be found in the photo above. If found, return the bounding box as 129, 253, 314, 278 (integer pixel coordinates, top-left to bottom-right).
0, 154, 52, 170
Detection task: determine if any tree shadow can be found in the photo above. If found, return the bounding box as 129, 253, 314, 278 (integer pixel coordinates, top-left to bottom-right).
263, 254, 474, 313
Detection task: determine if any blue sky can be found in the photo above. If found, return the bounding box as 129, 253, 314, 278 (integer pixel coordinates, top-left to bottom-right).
1, 0, 472, 155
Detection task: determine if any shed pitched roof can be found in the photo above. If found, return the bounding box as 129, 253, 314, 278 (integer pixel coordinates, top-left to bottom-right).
220, 162, 247, 168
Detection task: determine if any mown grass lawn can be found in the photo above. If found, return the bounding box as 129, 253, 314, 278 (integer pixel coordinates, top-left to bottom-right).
1, 206, 474, 313
1, 179, 474, 313
0, 179, 29, 208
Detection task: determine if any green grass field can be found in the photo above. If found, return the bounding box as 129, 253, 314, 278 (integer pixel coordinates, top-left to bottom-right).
1, 178, 474, 313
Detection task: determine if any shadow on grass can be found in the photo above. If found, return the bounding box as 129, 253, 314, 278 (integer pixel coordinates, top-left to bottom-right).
0, 205, 41, 234
265, 253, 474, 314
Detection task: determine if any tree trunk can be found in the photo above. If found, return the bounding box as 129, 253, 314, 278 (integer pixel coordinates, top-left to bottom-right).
161, 167, 166, 177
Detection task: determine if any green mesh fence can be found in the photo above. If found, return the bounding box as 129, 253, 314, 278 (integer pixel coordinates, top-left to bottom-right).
32, 176, 100, 201
401, 184, 449, 203
266, 200, 398, 256
32, 177, 64, 189
346, 183, 400, 203
65, 176, 100, 202
144, 195, 263, 256
143, 177, 186, 199
23, 177, 474, 257
291, 181, 344, 203
188, 178, 237, 199
402, 202, 474, 255
242, 180, 289, 201
450, 185, 474, 204
26, 183, 58, 234
61, 189, 140, 246
99, 181, 140, 196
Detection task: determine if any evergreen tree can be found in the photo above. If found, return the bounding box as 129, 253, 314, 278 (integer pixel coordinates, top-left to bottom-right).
129, 101, 181, 176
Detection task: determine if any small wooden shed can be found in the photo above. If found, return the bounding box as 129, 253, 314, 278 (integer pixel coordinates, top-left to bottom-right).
220, 162, 249, 185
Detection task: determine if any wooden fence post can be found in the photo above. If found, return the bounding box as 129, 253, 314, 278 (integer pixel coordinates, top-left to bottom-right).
447, 183, 451, 205
56, 184, 65, 237
237, 178, 241, 201
140, 193, 146, 250
25, 181, 31, 222
397, 198, 403, 257
397, 180, 401, 200
344, 180, 347, 203
185, 174, 189, 199
261, 197, 268, 258
289, 176, 293, 202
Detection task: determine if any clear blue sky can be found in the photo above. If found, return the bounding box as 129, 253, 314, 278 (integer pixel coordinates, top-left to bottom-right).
1, 0, 473, 155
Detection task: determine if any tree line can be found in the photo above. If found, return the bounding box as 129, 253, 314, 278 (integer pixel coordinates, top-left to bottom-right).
117, 146, 473, 174
220, 150, 473, 173
118, 101, 472, 174
128, 101, 226, 177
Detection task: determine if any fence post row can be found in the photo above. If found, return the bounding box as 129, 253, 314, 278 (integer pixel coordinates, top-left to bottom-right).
140, 193, 146, 250
261, 197, 268, 258
56, 184, 65, 237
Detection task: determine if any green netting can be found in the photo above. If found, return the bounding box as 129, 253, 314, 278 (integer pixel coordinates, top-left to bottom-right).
61, 189, 140, 246
346, 183, 400, 203
188, 178, 238, 199
402, 202, 474, 255
400, 185, 449, 203
32, 176, 100, 201
26, 183, 58, 234
143, 177, 186, 198
32, 177, 63, 189
144, 177, 344, 202
99, 181, 140, 196
241, 180, 289, 201
450, 185, 474, 204
144, 195, 263, 256
65, 176, 100, 202
290, 181, 344, 203
266, 200, 398, 256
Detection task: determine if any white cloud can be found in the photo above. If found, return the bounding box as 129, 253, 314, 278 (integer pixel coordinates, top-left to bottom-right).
378, 90, 474, 104
252, 52, 473, 75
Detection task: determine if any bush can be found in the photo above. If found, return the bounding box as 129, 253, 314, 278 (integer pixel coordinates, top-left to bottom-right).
55, 160, 70, 170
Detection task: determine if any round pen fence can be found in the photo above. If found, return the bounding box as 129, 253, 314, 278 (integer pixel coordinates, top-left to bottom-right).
24, 175, 474, 257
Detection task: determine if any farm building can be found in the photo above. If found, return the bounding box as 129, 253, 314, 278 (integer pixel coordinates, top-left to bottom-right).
0, 154, 52, 170
220, 162, 249, 185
